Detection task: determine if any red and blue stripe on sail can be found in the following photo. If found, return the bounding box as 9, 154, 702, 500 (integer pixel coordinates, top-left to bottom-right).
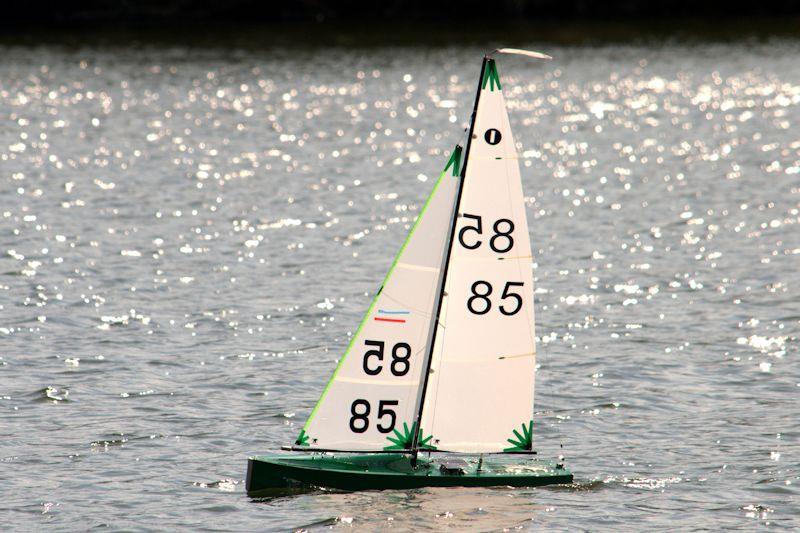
374, 309, 410, 323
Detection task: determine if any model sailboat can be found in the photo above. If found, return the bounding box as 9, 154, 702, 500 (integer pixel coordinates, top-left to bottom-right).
246, 51, 573, 493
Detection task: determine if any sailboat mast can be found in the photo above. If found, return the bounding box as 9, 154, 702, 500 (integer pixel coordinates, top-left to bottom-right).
410, 56, 489, 460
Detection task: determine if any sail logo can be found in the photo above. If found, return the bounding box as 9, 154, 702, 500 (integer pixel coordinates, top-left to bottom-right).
374, 309, 409, 323
484, 128, 502, 145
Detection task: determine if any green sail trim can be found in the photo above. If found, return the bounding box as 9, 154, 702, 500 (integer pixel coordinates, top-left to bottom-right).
444, 145, 462, 177
482, 59, 502, 91
294, 429, 310, 446
300, 146, 462, 433
384, 421, 437, 451
503, 420, 533, 452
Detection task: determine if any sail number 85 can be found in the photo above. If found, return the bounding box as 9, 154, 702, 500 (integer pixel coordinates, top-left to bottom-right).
458, 214, 514, 253
363, 340, 411, 376
468, 281, 524, 316
349, 399, 397, 434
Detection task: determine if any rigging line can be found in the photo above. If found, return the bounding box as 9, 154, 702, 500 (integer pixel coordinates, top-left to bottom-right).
534, 271, 566, 458
498, 351, 537, 360
410, 56, 489, 460
428, 351, 537, 364
377, 267, 444, 422
422, 285, 449, 442
379, 291, 433, 317
494, 82, 537, 378
505, 120, 540, 458
383, 283, 442, 417
423, 67, 498, 449
494, 68, 544, 457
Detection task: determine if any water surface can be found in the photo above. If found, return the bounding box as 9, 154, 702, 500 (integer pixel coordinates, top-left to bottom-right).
1, 40, 798, 530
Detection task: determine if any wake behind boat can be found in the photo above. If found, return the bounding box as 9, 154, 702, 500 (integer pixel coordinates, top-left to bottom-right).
247, 50, 573, 494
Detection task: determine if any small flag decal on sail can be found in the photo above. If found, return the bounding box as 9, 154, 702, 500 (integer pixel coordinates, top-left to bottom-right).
374, 309, 410, 323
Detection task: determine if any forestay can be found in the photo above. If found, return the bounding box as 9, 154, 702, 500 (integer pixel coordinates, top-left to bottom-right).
420, 59, 537, 453
297, 147, 462, 451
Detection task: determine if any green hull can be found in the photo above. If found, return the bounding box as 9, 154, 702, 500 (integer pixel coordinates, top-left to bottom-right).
246, 453, 572, 494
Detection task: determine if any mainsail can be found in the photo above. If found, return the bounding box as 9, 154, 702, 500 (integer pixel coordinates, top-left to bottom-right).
298, 147, 462, 451
418, 58, 537, 453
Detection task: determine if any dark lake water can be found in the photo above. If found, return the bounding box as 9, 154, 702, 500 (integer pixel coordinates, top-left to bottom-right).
1, 39, 799, 530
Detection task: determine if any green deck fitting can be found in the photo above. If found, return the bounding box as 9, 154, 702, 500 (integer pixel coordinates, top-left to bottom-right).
295, 429, 310, 447
504, 420, 534, 452
384, 422, 436, 451
482, 59, 502, 91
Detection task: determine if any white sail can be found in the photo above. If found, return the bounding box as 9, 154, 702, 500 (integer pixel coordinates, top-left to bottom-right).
420, 59, 537, 453
298, 147, 462, 451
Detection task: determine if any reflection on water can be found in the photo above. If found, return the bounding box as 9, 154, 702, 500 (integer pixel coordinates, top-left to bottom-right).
0, 39, 798, 529
289, 487, 555, 530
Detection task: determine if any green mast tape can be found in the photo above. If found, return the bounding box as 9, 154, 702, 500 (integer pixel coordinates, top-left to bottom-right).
444, 145, 462, 176
481, 59, 502, 92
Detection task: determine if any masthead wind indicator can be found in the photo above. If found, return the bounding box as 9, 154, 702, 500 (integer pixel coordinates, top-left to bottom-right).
489, 48, 552, 60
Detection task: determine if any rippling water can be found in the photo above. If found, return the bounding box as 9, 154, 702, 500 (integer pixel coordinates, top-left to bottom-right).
1, 40, 799, 530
